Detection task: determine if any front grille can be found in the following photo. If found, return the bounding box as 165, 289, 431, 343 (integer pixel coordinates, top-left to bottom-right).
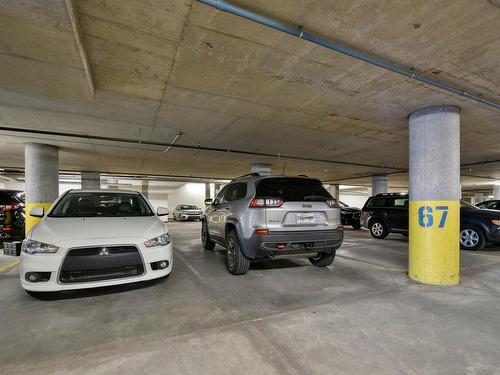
353, 213, 360, 219
60, 265, 144, 283
59, 245, 144, 284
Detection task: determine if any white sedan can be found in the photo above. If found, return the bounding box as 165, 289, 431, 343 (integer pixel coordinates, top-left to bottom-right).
20, 189, 173, 293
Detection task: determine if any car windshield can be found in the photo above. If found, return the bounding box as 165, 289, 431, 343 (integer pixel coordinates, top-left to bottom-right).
461, 200, 478, 209
256, 177, 331, 202
180, 205, 198, 210
49, 192, 154, 217
339, 201, 348, 208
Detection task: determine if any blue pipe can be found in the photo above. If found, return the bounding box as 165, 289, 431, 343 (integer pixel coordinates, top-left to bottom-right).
196, 0, 500, 111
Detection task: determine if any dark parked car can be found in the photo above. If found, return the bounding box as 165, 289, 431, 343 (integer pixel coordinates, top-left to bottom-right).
360, 193, 500, 250
0, 190, 25, 242
477, 200, 500, 211
338, 201, 361, 229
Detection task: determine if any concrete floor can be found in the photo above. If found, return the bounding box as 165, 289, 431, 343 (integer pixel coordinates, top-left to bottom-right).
1, 223, 500, 374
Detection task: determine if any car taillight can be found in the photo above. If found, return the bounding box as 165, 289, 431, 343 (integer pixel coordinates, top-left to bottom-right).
249, 198, 284, 208
255, 229, 270, 235
326, 199, 338, 208
338, 225, 344, 232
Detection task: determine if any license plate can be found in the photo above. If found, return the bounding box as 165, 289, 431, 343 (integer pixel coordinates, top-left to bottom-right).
296, 213, 316, 224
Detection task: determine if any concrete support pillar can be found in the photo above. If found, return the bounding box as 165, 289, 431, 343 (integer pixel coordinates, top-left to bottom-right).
334, 184, 340, 203
25, 143, 59, 234
494, 183, 500, 200
372, 175, 388, 195
81, 172, 100, 189
251, 163, 271, 176
205, 183, 211, 200
141, 180, 149, 199
214, 183, 222, 196
408, 105, 460, 285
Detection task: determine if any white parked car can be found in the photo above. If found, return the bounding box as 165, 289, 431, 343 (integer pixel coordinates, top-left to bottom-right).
20, 189, 172, 293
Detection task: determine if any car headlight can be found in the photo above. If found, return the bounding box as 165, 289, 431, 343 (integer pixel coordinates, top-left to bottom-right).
492, 219, 500, 226
22, 239, 59, 254
144, 233, 171, 248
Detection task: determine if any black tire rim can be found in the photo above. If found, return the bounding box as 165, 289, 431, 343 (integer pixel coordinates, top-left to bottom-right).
227, 236, 236, 269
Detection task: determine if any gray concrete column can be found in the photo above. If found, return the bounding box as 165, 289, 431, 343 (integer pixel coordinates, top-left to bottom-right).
205, 183, 211, 200
25, 143, 59, 233
494, 183, 500, 200
408, 105, 460, 285
334, 184, 340, 203
372, 175, 388, 195
141, 180, 149, 199
251, 163, 271, 175
81, 172, 100, 189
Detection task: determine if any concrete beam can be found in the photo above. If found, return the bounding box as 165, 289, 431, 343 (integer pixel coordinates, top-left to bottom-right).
65, 0, 95, 100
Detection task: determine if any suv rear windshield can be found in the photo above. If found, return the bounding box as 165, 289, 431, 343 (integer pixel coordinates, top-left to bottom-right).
49, 192, 153, 217
255, 177, 331, 202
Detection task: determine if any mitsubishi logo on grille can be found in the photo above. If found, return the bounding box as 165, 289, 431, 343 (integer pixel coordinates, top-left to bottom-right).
98, 247, 110, 256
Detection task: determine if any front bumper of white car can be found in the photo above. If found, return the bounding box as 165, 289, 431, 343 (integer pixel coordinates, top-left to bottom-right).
20, 237, 173, 292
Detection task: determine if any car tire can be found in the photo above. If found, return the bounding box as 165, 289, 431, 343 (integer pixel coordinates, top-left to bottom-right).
460, 225, 485, 250
201, 221, 216, 250
225, 230, 250, 275
309, 250, 336, 267
352, 221, 361, 229
369, 220, 388, 239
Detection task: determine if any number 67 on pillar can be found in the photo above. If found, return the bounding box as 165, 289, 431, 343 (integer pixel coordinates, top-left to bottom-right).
418, 205, 448, 228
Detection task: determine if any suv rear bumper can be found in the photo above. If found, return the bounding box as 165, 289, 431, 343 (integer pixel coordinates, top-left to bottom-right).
243, 229, 343, 259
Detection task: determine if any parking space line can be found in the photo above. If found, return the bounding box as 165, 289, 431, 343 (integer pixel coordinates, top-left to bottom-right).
0, 259, 20, 273
337, 255, 406, 273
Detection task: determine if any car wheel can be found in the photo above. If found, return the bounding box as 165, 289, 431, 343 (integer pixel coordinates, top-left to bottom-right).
201, 221, 215, 250
352, 221, 361, 229
225, 230, 250, 275
460, 225, 485, 250
370, 220, 388, 239
309, 250, 336, 267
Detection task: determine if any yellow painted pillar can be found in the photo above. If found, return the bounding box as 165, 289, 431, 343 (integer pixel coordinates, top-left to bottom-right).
25, 143, 59, 234
408, 106, 461, 285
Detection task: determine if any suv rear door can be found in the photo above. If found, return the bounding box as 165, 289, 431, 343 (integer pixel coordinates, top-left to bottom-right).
386, 196, 409, 231
255, 177, 340, 232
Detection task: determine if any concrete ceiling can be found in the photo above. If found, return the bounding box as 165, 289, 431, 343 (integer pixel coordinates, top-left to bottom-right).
0, 0, 499, 188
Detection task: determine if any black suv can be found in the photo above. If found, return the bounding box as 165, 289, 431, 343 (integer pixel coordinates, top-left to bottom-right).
0, 190, 25, 242
361, 193, 500, 250
338, 201, 361, 229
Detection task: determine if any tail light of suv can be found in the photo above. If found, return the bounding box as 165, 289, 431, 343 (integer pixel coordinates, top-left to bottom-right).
326, 199, 338, 208
249, 198, 284, 208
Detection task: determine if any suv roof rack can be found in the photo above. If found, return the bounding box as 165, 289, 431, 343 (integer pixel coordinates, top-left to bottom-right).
233, 172, 260, 181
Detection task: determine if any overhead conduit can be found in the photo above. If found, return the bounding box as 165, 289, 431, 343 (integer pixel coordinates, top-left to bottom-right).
196, 0, 500, 111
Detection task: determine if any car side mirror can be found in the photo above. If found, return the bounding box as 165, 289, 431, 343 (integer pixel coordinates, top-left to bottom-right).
157, 207, 169, 216
204, 198, 213, 205
29, 207, 45, 218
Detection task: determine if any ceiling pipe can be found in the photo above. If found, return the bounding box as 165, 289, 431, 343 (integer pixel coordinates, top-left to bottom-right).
0, 126, 404, 171
196, 0, 500, 111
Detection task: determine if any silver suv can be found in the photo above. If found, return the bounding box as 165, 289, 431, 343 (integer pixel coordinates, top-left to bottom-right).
201, 174, 343, 275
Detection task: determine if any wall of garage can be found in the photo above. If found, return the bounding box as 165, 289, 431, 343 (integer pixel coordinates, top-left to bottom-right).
166, 183, 206, 217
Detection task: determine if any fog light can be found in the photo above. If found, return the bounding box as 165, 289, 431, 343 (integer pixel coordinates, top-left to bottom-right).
151, 260, 169, 270
26, 272, 41, 283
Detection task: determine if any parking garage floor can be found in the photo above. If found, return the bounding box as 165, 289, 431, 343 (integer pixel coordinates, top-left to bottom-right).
1, 223, 500, 374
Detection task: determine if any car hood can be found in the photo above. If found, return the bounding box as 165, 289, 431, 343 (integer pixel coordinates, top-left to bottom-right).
31, 216, 165, 245
180, 209, 202, 213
